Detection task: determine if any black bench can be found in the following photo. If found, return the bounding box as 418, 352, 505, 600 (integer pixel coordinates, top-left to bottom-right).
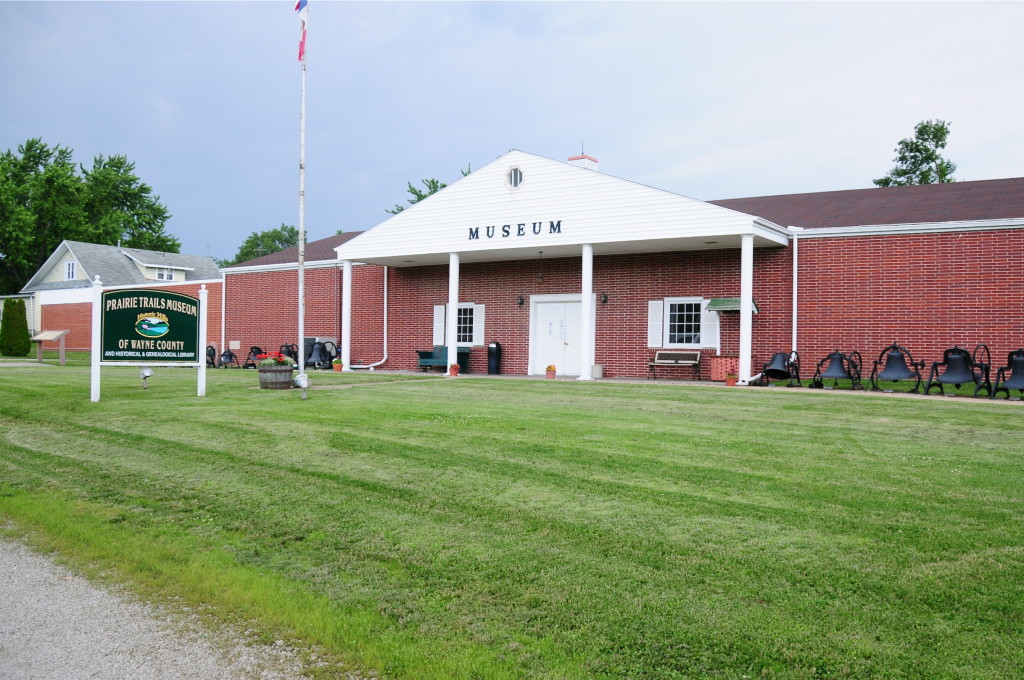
417, 345, 470, 372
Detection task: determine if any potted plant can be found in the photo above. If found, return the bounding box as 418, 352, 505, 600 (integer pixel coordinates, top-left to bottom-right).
332, 357, 343, 372
257, 351, 296, 389
724, 372, 738, 387
449, 363, 460, 377
546, 364, 557, 379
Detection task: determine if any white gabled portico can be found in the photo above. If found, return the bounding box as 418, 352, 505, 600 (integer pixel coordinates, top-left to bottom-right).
336, 150, 789, 380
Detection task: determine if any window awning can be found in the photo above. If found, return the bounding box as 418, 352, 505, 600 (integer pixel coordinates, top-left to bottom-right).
707, 297, 758, 314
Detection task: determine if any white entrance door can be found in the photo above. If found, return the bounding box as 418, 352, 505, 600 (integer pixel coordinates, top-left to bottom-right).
533, 301, 582, 376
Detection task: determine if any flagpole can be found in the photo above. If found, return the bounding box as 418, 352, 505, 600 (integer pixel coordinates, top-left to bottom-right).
296, 3, 308, 388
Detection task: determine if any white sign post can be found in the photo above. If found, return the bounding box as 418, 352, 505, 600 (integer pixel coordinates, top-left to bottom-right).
89, 278, 208, 403
90, 276, 102, 402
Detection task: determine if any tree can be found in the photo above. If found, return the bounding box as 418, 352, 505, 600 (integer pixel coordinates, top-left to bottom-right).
222, 224, 299, 266
385, 164, 472, 214
0, 138, 179, 295
0, 298, 31, 357
0, 140, 84, 295
82, 154, 177, 252
386, 178, 447, 215
873, 120, 957, 187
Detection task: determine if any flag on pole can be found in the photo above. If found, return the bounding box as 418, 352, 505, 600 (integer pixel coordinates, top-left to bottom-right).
295, 0, 308, 62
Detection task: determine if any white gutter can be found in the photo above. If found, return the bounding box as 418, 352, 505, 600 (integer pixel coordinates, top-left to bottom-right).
96, 277, 223, 291
352, 266, 388, 369
752, 217, 792, 244
222, 259, 346, 275
794, 217, 1024, 239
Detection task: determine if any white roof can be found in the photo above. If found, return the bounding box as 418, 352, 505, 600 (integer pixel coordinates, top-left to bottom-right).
336, 150, 789, 267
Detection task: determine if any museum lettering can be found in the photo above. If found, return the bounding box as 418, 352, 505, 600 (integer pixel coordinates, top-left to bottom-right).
468, 220, 562, 241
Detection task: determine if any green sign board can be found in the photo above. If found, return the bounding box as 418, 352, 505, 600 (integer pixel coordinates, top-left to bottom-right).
101, 289, 200, 363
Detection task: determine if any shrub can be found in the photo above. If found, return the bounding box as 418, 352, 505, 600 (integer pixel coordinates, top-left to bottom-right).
0, 298, 31, 356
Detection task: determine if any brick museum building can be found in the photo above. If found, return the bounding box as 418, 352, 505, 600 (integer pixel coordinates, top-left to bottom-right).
219, 150, 1024, 384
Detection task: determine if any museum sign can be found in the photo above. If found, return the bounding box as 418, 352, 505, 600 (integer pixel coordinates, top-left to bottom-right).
100, 289, 200, 363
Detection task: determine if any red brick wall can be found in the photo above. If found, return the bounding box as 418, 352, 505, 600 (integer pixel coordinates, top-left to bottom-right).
215, 227, 1024, 379
40, 302, 93, 350
794, 229, 1024, 371
388, 259, 557, 374
39, 281, 224, 352
222, 265, 385, 363
380, 232, 1024, 378
384, 248, 794, 377
224, 268, 340, 354
349, 265, 386, 366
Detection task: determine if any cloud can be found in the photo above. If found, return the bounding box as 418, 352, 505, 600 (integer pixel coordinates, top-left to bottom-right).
2, 1, 1021, 259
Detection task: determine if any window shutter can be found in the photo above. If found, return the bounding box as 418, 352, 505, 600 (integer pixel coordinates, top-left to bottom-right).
647, 300, 663, 348
472, 304, 485, 346
701, 300, 720, 351
432, 305, 445, 345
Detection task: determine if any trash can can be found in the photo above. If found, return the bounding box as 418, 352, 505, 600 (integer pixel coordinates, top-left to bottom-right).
487, 341, 502, 375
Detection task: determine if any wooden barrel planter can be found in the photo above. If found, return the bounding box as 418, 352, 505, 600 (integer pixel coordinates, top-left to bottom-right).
258, 366, 294, 389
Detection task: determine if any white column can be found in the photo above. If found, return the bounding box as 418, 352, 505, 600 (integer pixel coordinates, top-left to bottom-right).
788, 226, 803, 353
739, 234, 754, 384
341, 259, 353, 370
90, 275, 103, 402
446, 252, 460, 373
197, 285, 207, 397
579, 244, 595, 380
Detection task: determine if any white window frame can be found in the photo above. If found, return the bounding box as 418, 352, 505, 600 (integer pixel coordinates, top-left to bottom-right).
154, 267, 173, 281
647, 297, 719, 351
432, 303, 485, 347
64, 261, 76, 280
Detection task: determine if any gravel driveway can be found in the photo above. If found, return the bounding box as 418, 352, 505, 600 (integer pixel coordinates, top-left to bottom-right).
0, 538, 307, 680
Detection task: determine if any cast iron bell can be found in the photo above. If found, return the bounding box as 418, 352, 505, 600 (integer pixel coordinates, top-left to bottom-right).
758, 351, 800, 387
764, 352, 793, 380
938, 348, 975, 388
870, 342, 923, 393
877, 347, 916, 381
820, 351, 853, 381
810, 349, 863, 389
1003, 352, 1024, 390
925, 344, 992, 397
993, 349, 1024, 399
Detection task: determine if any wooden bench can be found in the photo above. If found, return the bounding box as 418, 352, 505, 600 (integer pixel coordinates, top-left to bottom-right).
417, 345, 470, 372
648, 350, 702, 380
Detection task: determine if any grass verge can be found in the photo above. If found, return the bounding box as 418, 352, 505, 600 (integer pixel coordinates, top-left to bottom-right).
1, 364, 1022, 679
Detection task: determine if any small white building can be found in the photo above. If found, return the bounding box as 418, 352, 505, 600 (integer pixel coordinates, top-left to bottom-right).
20, 240, 221, 349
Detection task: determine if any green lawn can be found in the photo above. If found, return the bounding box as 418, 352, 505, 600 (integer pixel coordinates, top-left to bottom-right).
1, 362, 1022, 679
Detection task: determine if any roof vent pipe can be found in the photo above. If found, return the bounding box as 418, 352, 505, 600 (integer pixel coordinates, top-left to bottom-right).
568, 154, 599, 171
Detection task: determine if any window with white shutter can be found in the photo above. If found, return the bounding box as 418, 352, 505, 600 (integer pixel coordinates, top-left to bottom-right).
646, 298, 719, 351
432, 303, 485, 346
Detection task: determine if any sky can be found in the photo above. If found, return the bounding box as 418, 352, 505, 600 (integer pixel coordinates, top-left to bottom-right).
2, 1, 1023, 262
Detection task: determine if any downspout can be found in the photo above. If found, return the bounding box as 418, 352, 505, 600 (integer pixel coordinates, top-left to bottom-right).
788, 226, 803, 352
352, 265, 389, 369
738, 234, 754, 384
28, 292, 37, 335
